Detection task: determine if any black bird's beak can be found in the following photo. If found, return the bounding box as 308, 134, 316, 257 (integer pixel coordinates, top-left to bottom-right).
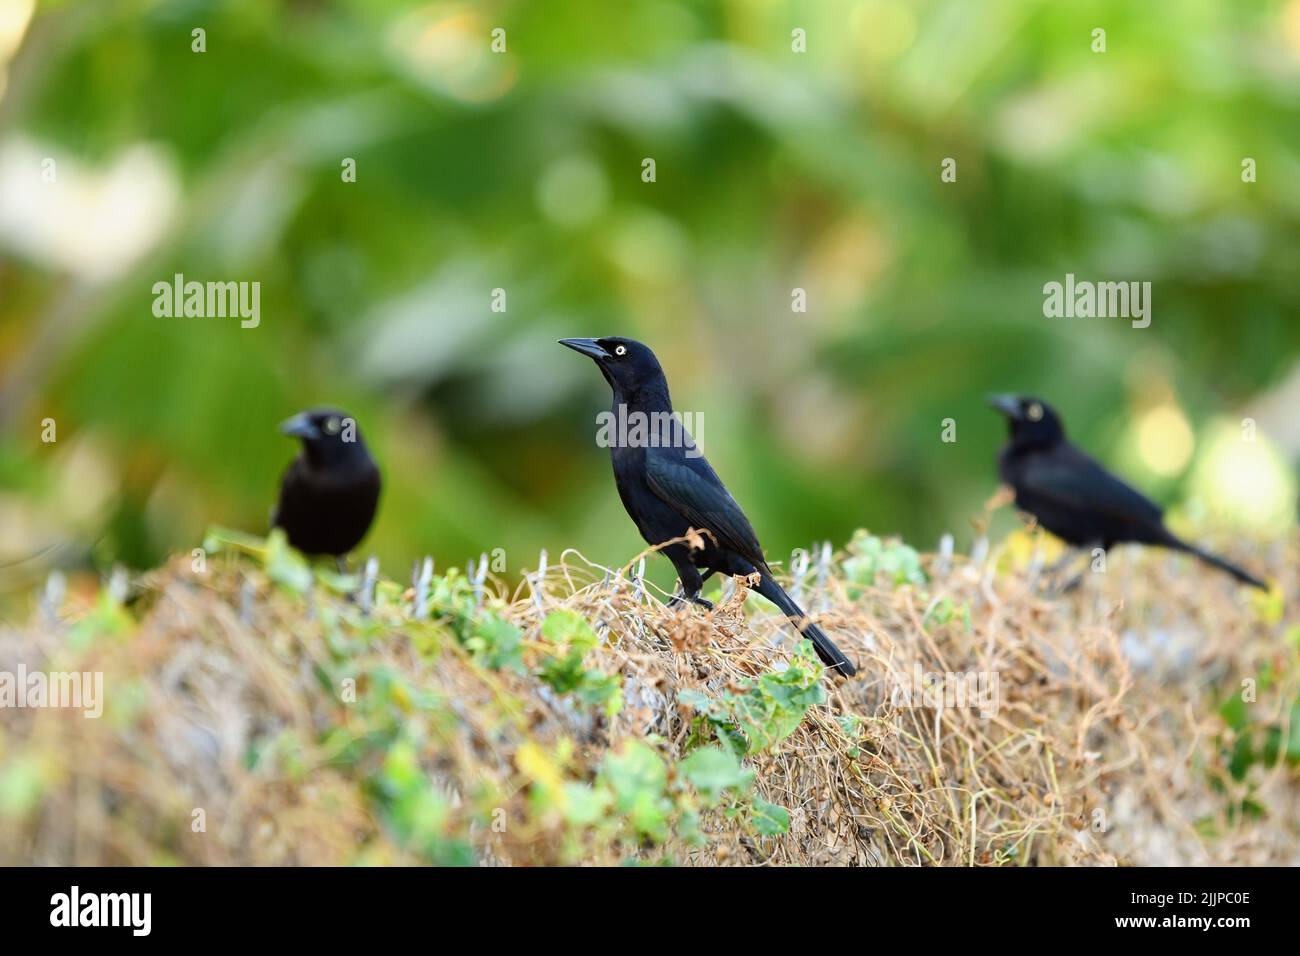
558, 338, 611, 361
986, 394, 1022, 420
280, 412, 320, 440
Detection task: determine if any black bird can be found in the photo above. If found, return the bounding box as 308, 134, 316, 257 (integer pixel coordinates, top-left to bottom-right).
989, 394, 1267, 590
272, 408, 381, 560
560, 337, 857, 676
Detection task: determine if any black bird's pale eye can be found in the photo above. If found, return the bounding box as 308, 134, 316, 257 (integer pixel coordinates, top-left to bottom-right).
614, 345, 627, 356
1026, 403, 1043, 422
324, 417, 342, 436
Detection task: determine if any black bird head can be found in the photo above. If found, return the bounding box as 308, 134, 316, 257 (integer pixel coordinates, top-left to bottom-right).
280, 408, 371, 468
987, 394, 1065, 447
559, 337, 670, 405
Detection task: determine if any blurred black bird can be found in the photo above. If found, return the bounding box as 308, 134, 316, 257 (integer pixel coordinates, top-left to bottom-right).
560, 337, 857, 676
988, 394, 1267, 590
272, 408, 381, 561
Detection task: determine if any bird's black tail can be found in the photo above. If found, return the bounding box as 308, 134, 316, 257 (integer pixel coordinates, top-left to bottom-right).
754, 574, 857, 677
1167, 538, 1268, 591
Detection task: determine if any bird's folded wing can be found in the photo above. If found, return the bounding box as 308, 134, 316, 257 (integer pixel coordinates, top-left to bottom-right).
1021, 448, 1164, 525
644, 448, 766, 567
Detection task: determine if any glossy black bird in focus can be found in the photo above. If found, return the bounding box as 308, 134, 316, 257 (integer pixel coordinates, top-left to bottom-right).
560, 337, 857, 676
272, 408, 381, 560
989, 395, 1266, 590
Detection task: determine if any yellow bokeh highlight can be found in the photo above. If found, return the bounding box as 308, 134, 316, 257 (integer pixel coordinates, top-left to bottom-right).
0, 0, 34, 63
388, 4, 517, 104
1186, 419, 1296, 534
1135, 403, 1195, 477
0, 0, 35, 102
851, 0, 918, 64
1284, 0, 1300, 56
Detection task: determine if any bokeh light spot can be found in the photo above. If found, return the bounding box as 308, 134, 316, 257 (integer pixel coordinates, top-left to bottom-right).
1187, 420, 1296, 533
536, 154, 609, 228
1135, 403, 1194, 477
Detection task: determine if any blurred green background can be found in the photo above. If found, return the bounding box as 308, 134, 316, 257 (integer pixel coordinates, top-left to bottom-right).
1, 0, 1297, 607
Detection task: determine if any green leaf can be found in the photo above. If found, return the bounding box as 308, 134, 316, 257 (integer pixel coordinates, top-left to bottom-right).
679, 643, 825, 754
541, 609, 600, 654
922, 597, 954, 627
843, 531, 927, 591
576, 670, 623, 718
600, 742, 673, 841
1218, 691, 1249, 732
538, 650, 588, 694
264, 528, 313, 593
201, 525, 268, 557
315, 567, 360, 594
627, 792, 670, 842
68, 589, 134, 648
0, 756, 44, 817
680, 746, 753, 805
678, 688, 722, 716
466, 613, 524, 672
562, 783, 613, 827
380, 738, 423, 792
603, 741, 666, 806
677, 807, 705, 847
837, 714, 863, 739
750, 798, 790, 836
1287, 702, 1300, 763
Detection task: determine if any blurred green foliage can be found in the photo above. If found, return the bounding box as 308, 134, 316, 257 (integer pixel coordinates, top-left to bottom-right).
1, 0, 1297, 607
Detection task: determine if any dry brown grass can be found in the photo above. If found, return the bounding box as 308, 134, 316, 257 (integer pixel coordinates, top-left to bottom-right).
0, 528, 1296, 866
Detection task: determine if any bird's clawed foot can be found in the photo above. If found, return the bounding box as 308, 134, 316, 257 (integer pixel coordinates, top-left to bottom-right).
1042, 571, 1085, 596
1036, 543, 1100, 596
668, 592, 714, 611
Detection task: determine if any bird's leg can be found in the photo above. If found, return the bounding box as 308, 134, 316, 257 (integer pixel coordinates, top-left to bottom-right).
1056, 572, 1085, 594
1041, 547, 1078, 580
330, 555, 364, 605
670, 591, 714, 610
1066, 541, 1108, 592
1032, 546, 1077, 594
1044, 543, 1102, 595
668, 561, 714, 610
688, 569, 717, 609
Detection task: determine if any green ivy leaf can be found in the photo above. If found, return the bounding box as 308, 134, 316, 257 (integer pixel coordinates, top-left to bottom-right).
680, 746, 753, 805
600, 741, 672, 841
467, 613, 524, 672
562, 783, 613, 827
751, 797, 791, 836
576, 670, 624, 718
541, 609, 599, 654
603, 741, 666, 804
843, 531, 927, 591
680, 643, 825, 754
